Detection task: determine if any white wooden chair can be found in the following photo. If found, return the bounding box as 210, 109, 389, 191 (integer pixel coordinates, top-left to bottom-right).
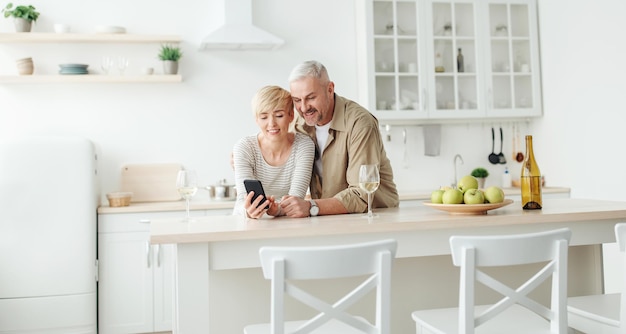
411, 228, 572, 334
567, 223, 626, 334
243, 239, 397, 334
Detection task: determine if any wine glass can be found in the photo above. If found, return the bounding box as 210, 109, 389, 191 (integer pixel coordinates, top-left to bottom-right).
176, 169, 198, 221
117, 56, 129, 75
101, 56, 112, 74
359, 164, 380, 218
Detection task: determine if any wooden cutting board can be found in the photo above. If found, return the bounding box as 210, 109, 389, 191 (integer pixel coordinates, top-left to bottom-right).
120, 163, 183, 202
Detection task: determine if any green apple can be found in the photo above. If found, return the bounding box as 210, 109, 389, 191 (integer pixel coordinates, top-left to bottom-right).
484, 186, 505, 203
431, 189, 445, 204
457, 175, 479, 194
442, 188, 464, 204
463, 189, 485, 205
440, 186, 453, 191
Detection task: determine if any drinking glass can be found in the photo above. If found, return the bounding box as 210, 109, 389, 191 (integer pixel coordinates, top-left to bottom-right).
359, 164, 380, 218
117, 56, 129, 75
101, 56, 112, 74
176, 169, 198, 221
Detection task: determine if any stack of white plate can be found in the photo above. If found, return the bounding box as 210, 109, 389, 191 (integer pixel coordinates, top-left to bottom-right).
59, 64, 89, 75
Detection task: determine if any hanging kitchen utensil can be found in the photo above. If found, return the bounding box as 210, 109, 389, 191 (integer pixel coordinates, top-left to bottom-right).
498, 126, 506, 164
488, 127, 500, 164
515, 123, 524, 162
402, 127, 409, 168
512, 124, 517, 160
423, 124, 441, 157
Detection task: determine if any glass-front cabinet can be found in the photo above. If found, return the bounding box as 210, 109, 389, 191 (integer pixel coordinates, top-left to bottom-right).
484, 0, 542, 118
362, 0, 429, 121
426, 1, 482, 119
357, 0, 541, 122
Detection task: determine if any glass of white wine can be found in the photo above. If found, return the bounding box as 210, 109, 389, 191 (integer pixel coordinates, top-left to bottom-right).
176, 169, 198, 221
359, 164, 380, 218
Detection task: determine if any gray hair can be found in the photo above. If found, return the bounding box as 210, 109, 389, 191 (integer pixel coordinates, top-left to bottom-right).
288, 60, 330, 83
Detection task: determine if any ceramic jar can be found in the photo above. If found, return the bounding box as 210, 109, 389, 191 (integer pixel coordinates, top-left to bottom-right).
16, 57, 34, 75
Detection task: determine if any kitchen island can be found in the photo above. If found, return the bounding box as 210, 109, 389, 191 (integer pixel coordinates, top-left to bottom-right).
150, 197, 621, 333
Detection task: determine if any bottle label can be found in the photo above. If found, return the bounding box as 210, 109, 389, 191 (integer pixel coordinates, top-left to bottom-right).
523, 202, 542, 210
521, 175, 542, 210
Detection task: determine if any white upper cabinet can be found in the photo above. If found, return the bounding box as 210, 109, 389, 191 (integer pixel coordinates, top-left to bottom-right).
357, 0, 542, 123
358, 0, 429, 122
482, 0, 542, 118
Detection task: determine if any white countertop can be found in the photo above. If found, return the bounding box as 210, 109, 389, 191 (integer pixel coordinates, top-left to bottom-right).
97, 186, 570, 214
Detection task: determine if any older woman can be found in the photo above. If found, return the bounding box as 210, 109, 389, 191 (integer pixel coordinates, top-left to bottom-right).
232, 85, 315, 218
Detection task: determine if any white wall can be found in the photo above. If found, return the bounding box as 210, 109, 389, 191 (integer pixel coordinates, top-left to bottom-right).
537, 0, 626, 201
537, 0, 626, 294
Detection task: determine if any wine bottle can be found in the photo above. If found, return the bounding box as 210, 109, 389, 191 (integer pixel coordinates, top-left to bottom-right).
457, 48, 464, 72
521, 135, 542, 210
435, 53, 445, 73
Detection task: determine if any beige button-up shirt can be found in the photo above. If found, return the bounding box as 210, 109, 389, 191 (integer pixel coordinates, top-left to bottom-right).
295, 94, 399, 213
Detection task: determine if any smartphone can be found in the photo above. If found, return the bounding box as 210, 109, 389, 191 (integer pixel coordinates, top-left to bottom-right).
244, 179, 270, 209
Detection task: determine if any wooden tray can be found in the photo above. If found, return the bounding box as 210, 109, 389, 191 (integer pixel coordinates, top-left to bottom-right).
422, 199, 513, 215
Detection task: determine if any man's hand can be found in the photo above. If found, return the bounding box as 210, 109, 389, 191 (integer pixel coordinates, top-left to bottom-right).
279, 195, 311, 218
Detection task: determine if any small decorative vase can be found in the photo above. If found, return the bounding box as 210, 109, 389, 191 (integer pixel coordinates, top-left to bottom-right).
477, 177, 486, 189
16, 57, 34, 75
163, 60, 178, 75
13, 18, 33, 32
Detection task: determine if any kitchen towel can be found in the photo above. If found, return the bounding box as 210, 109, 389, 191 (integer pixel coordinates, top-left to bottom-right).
423, 124, 441, 157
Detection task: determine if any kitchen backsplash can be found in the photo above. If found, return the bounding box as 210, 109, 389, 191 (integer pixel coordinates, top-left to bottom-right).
381, 122, 530, 193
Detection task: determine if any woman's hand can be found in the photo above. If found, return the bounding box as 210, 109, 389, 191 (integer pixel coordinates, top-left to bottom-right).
244, 191, 275, 219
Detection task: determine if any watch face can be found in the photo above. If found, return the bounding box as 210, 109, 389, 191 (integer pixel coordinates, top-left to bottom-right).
309, 201, 319, 216
310, 206, 319, 216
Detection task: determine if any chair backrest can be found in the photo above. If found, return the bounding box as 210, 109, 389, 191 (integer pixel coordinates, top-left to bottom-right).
258, 239, 397, 334
449, 228, 571, 334
615, 223, 626, 330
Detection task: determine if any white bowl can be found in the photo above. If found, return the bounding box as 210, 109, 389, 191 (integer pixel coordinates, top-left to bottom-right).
54, 23, 71, 33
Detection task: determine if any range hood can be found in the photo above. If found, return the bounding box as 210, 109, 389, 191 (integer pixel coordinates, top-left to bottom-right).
199, 0, 284, 50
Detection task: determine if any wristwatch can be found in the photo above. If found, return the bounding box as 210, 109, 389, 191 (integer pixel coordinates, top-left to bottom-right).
309, 200, 319, 217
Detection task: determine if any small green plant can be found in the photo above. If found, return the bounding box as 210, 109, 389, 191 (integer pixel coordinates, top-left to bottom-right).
2, 3, 39, 22
158, 44, 183, 61
471, 167, 489, 178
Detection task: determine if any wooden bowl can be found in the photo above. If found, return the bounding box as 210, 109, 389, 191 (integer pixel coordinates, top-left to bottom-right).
107, 192, 132, 207
422, 199, 513, 215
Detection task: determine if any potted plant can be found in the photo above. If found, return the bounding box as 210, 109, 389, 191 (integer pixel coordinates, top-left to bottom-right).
471, 167, 489, 189
158, 44, 182, 75
2, 3, 40, 32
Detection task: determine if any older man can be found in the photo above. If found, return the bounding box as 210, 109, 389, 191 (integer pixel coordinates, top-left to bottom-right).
279, 60, 399, 218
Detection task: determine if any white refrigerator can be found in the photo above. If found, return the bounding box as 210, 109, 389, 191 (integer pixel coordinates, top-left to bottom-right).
0, 136, 97, 333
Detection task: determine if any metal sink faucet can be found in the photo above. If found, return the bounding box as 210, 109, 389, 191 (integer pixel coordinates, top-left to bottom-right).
453, 154, 464, 187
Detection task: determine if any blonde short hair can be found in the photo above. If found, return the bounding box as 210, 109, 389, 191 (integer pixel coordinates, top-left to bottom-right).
251, 85, 293, 117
